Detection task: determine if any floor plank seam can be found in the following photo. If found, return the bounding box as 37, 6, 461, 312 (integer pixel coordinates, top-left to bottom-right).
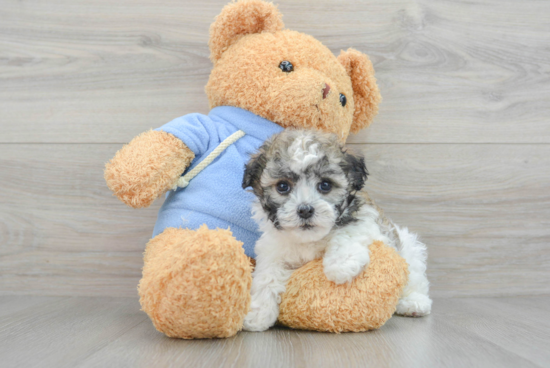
73, 317, 149, 367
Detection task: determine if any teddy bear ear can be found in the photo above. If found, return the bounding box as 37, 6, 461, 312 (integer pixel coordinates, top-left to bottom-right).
209, 0, 285, 63
337, 48, 382, 133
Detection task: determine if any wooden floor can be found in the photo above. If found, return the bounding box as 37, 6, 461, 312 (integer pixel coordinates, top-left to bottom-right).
0, 296, 548, 368
1, 0, 549, 366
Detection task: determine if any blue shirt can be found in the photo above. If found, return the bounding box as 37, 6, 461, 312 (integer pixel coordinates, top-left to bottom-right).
153, 106, 284, 258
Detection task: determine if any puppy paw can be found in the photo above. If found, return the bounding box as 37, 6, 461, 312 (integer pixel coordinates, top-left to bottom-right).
395, 292, 432, 317
242, 299, 279, 332
323, 246, 370, 285
243, 309, 276, 332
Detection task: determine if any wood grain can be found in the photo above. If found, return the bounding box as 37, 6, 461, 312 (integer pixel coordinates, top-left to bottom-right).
1, 0, 548, 364
437, 297, 550, 367
0, 143, 548, 297
1, 0, 549, 299
0, 296, 548, 368
0, 296, 147, 368
0, 295, 66, 318
1, 0, 549, 143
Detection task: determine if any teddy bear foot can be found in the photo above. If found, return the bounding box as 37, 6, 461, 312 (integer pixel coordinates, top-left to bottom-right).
138, 226, 252, 339
395, 292, 432, 317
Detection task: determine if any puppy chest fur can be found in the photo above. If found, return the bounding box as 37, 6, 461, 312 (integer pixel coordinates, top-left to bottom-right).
242, 129, 432, 332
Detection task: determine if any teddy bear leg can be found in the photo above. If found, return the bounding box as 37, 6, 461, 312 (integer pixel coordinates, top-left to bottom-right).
394, 226, 433, 317
138, 226, 252, 339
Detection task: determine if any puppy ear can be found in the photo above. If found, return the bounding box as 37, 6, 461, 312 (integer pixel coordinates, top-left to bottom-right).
242, 150, 267, 193
337, 48, 381, 133
341, 151, 368, 191
209, 0, 284, 63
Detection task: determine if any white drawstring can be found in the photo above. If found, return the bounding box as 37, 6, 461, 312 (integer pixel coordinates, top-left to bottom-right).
173, 130, 246, 190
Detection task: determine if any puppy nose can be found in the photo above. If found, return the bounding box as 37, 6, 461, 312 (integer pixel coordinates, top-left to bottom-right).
297, 204, 315, 219
322, 83, 331, 99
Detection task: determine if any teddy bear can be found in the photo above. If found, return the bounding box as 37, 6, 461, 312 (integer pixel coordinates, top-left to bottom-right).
105, 0, 407, 339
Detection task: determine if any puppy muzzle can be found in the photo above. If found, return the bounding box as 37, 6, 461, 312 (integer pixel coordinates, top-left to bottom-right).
297, 204, 315, 219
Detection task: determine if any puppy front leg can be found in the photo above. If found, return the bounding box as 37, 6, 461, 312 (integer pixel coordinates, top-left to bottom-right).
243, 259, 292, 332
323, 240, 370, 285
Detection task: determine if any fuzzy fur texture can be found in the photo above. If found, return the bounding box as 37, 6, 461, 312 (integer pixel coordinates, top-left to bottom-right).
138, 226, 252, 339
279, 241, 408, 333
104, 130, 194, 208
209, 0, 284, 63
337, 49, 381, 134
394, 226, 432, 316
206, 2, 381, 141
105, 0, 384, 339
242, 130, 431, 332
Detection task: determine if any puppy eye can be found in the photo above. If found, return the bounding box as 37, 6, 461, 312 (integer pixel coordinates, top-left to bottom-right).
279, 61, 294, 73
339, 93, 347, 107
276, 181, 291, 194
318, 180, 332, 193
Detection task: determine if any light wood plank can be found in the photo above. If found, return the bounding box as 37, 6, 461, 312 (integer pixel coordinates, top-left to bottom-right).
356, 143, 550, 297
435, 297, 550, 367
0, 144, 161, 254
0, 295, 66, 318
76, 296, 547, 368
471, 296, 550, 328
85, 318, 535, 368
0, 296, 544, 368
0, 297, 147, 368
0, 144, 154, 297
1, 0, 549, 143
0, 253, 142, 297
0, 143, 548, 297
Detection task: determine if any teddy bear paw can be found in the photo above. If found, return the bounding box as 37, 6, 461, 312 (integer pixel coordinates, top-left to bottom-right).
395, 292, 432, 317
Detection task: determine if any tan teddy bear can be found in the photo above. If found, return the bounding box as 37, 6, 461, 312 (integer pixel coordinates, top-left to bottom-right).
105, 0, 407, 339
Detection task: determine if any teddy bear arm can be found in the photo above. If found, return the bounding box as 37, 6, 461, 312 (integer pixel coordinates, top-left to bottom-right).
279, 241, 409, 333
104, 130, 194, 208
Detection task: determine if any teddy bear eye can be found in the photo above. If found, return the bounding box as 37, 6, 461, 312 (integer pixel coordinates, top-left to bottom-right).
279, 61, 294, 73
340, 93, 347, 107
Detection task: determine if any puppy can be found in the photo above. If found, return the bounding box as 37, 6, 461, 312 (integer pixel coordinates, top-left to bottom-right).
242, 129, 432, 332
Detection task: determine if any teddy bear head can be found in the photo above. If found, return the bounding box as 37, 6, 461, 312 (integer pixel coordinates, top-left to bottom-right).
205, 0, 381, 141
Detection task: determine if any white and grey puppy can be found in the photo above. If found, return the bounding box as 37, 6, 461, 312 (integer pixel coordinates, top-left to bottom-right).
242, 129, 432, 332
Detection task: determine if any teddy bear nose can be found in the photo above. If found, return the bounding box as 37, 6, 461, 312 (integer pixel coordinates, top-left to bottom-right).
322, 83, 331, 99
